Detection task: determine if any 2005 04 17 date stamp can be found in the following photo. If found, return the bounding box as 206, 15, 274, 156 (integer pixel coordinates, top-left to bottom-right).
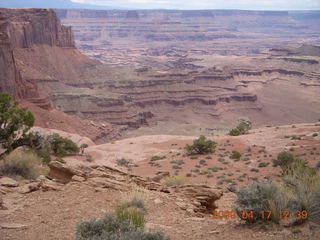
211, 210, 308, 220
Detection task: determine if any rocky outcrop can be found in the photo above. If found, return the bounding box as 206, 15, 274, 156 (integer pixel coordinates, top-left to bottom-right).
45, 161, 222, 215
0, 8, 74, 109
1, 8, 74, 48
173, 184, 223, 215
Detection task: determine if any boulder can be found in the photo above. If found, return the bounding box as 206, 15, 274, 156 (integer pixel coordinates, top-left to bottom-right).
0, 177, 18, 187
48, 161, 84, 183
174, 184, 223, 214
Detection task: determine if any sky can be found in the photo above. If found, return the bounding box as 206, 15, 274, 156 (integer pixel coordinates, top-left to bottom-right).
70, 0, 320, 10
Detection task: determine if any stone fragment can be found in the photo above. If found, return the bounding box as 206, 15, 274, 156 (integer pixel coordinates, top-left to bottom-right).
154, 198, 163, 205
41, 180, 63, 191
0, 223, 28, 229
71, 175, 85, 182
89, 177, 127, 190
176, 201, 187, 210
18, 182, 40, 194
0, 177, 18, 187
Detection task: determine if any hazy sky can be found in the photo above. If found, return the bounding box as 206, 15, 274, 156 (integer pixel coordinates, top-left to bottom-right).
71, 0, 320, 10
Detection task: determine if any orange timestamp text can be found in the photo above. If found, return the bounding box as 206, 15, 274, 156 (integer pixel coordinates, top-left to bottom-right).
211, 209, 308, 220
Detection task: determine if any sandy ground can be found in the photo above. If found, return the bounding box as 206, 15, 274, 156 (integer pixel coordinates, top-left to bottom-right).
1, 182, 319, 240
65, 122, 320, 187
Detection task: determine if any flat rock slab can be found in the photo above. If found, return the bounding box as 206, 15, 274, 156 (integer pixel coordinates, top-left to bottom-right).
0, 223, 28, 229
0, 177, 18, 187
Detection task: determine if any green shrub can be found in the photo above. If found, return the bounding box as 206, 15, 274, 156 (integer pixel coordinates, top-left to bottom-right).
233, 182, 280, 223
234, 155, 320, 225
76, 213, 169, 240
36, 143, 52, 164
229, 128, 241, 136
229, 120, 252, 136
50, 134, 79, 157
0, 151, 44, 179
76, 188, 169, 240
0, 93, 35, 156
273, 152, 295, 168
150, 156, 165, 161
185, 136, 216, 155
230, 151, 241, 159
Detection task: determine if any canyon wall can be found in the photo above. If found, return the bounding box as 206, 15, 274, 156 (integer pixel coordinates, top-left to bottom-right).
0, 8, 74, 104
0, 8, 118, 142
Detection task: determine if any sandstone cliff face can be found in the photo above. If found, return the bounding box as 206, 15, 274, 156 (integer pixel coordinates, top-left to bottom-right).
2, 8, 74, 48
0, 8, 74, 103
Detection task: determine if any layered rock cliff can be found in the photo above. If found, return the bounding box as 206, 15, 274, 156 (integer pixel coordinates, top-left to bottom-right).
0, 8, 118, 142
0, 8, 74, 107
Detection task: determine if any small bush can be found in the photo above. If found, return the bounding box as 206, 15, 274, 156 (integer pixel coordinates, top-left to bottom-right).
150, 156, 165, 161
116, 158, 130, 167
76, 213, 170, 240
258, 162, 270, 168
0, 151, 44, 179
229, 128, 241, 136
273, 152, 295, 169
185, 135, 217, 155
233, 182, 279, 223
312, 133, 318, 137
161, 175, 192, 187
230, 151, 241, 159
51, 134, 79, 157
199, 159, 207, 165
234, 154, 320, 225
229, 120, 252, 136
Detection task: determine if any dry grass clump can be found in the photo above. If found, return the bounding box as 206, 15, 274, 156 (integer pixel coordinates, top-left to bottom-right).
233, 152, 320, 225
0, 150, 46, 179
76, 187, 170, 240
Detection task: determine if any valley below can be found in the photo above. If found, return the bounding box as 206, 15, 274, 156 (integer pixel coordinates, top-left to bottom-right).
1, 7, 320, 240
2, 8, 320, 141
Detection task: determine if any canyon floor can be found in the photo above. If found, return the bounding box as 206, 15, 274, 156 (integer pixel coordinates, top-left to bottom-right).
1, 122, 319, 240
